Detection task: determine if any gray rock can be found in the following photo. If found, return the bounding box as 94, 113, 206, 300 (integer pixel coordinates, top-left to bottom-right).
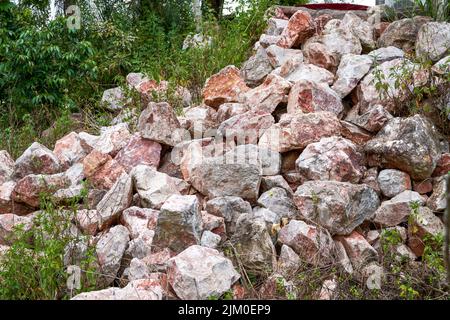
152, 195, 202, 253
364, 115, 441, 180
427, 178, 447, 212
257, 187, 298, 219
377, 169, 411, 198
101, 87, 130, 111
0, 151, 15, 185
294, 180, 380, 235
206, 196, 252, 235
240, 47, 274, 87
167, 245, 240, 300
368, 46, 405, 63
331, 54, 373, 98
14, 142, 61, 179
200, 230, 221, 249
416, 22, 450, 62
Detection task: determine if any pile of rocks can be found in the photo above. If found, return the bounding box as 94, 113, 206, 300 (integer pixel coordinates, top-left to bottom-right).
0, 6, 449, 300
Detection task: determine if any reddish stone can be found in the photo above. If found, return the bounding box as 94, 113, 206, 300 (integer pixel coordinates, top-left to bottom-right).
340, 121, 373, 146
83, 150, 111, 178
0, 181, 33, 215
89, 159, 126, 191
202, 66, 250, 108
314, 14, 333, 35
335, 231, 378, 271
277, 10, 316, 48
432, 153, 450, 177
374, 22, 390, 39
14, 142, 61, 179
53, 132, 88, 169
114, 133, 162, 173
412, 180, 433, 194
303, 42, 338, 72
287, 79, 343, 115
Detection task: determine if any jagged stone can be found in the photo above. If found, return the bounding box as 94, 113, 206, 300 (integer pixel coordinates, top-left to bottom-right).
294, 181, 379, 235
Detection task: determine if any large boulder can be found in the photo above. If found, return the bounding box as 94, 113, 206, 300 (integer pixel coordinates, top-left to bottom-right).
377, 16, 431, 52
206, 196, 252, 235
240, 47, 274, 87
331, 54, 373, 98
95, 225, 130, 287
14, 142, 61, 179
202, 65, 250, 108
167, 245, 240, 300
95, 173, 133, 230
230, 213, 277, 275
295, 136, 365, 183
0, 151, 14, 185
277, 220, 334, 267
188, 155, 262, 203
287, 80, 343, 116
259, 112, 342, 153
138, 102, 183, 147
152, 195, 202, 253
114, 133, 161, 172
372, 190, 425, 227
416, 22, 450, 62
131, 165, 180, 210
277, 10, 315, 48
294, 181, 380, 235
242, 74, 291, 113
364, 115, 441, 181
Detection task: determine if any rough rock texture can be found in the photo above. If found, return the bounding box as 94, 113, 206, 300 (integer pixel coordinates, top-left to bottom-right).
278, 220, 334, 267
132, 165, 180, 210
348, 105, 393, 133
202, 65, 250, 108
277, 10, 315, 48
206, 196, 252, 235
217, 110, 275, 145
152, 195, 202, 253
415, 22, 450, 62
368, 46, 404, 63
331, 54, 373, 98
378, 17, 431, 52
364, 115, 441, 181
340, 12, 375, 50
12, 173, 69, 207
260, 175, 293, 195
377, 169, 411, 198
282, 61, 335, 86
96, 173, 133, 230
243, 74, 291, 113
427, 178, 447, 212
121, 206, 159, 240
114, 134, 161, 172
266, 45, 303, 68
303, 42, 338, 73
294, 181, 380, 235
96, 225, 130, 287
216, 103, 250, 124
277, 244, 301, 276
372, 190, 425, 227
224, 144, 281, 176
95, 124, 132, 157
0, 213, 33, 245
167, 245, 240, 300
336, 231, 378, 271
72, 279, 163, 300
230, 213, 277, 275
259, 112, 342, 153
240, 47, 274, 87
101, 87, 129, 111
188, 155, 262, 203
0, 151, 15, 185
433, 153, 450, 177
408, 206, 445, 257
138, 102, 182, 147
295, 137, 365, 183
287, 80, 343, 116
257, 187, 298, 219
14, 142, 61, 179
